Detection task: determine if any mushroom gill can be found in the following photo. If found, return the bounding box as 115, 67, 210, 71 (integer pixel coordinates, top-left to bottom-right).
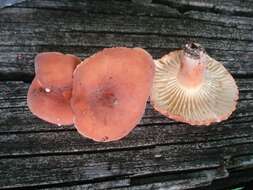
151, 43, 239, 125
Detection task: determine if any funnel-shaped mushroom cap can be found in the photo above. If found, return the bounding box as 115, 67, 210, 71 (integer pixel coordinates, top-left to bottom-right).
151, 43, 239, 125
27, 78, 74, 125
71, 47, 154, 142
35, 52, 80, 90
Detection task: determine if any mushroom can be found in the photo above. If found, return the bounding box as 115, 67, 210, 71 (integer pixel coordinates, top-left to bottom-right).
27, 78, 74, 125
35, 52, 80, 91
27, 52, 80, 125
71, 47, 154, 142
151, 43, 239, 125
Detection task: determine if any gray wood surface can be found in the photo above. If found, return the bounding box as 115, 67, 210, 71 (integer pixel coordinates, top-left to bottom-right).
0, 0, 253, 189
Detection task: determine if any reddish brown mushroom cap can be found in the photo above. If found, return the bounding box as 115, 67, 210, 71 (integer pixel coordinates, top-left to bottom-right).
71, 47, 154, 142
27, 78, 74, 125
35, 52, 80, 90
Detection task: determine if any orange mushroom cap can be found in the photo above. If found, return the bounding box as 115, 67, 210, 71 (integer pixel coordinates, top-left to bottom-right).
27, 78, 74, 125
35, 52, 80, 91
71, 47, 154, 142
27, 52, 80, 125
151, 43, 239, 126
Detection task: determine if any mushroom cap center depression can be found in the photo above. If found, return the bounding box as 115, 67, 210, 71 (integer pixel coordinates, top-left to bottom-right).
98, 91, 118, 108
88, 81, 120, 112
83, 77, 125, 126
91, 82, 118, 109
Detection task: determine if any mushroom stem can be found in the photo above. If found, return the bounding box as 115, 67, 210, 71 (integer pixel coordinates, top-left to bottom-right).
177, 43, 206, 88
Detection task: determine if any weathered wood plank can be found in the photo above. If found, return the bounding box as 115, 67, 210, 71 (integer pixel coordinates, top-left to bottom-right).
42, 167, 253, 190
4, 29, 253, 51
48, 168, 228, 190
0, 122, 252, 158
115, 166, 253, 190
1, 44, 253, 64
0, 37, 253, 81
0, 0, 26, 9
1, 7, 252, 41
45, 178, 130, 190
12, 0, 253, 31
12, 0, 180, 18
116, 168, 229, 190
154, 0, 253, 16
184, 11, 253, 30
43, 168, 253, 190
0, 142, 252, 189
11, 0, 253, 20
11, 0, 253, 31
204, 167, 253, 190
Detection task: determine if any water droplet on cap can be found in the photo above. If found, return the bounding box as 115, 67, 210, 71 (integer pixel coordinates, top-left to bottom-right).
45, 88, 51, 93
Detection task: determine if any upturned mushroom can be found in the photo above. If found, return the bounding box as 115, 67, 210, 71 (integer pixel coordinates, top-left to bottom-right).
71, 47, 154, 142
27, 52, 80, 125
151, 43, 239, 125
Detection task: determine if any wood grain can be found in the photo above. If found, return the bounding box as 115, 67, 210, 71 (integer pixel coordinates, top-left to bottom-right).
0, 0, 253, 80
0, 0, 253, 189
